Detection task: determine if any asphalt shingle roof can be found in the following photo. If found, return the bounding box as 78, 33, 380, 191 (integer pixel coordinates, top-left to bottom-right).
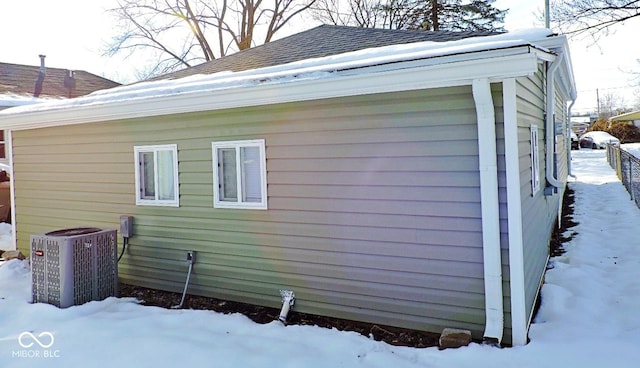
155, 25, 500, 80
0, 62, 121, 98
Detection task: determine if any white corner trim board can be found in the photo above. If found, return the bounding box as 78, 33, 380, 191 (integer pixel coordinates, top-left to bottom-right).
502, 78, 529, 346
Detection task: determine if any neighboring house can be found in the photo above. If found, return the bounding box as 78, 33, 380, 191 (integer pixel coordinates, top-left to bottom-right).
0, 56, 121, 163
0, 25, 576, 346
571, 115, 594, 134
610, 110, 640, 128
0, 57, 120, 224
0, 56, 121, 99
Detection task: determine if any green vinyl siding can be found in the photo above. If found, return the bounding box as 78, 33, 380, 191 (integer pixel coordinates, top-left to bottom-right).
515, 63, 568, 332
12, 86, 489, 338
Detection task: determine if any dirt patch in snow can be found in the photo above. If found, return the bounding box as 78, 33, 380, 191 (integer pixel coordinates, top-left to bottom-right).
549, 185, 579, 257
118, 283, 441, 348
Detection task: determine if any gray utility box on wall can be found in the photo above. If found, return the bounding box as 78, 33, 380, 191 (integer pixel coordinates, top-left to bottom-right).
31, 227, 118, 308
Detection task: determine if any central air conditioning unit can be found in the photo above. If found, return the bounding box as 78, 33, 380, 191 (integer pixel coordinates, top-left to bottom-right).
31, 227, 118, 308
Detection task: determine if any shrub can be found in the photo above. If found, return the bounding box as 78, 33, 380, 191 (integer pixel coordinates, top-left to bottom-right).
584, 118, 640, 143
590, 119, 608, 132
608, 122, 640, 143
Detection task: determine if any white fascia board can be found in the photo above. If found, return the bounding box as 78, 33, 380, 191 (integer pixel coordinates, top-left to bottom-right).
2, 47, 547, 131
535, 35, 577, 100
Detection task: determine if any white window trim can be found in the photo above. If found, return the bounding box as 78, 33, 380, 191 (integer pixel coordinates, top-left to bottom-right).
134, 144, 179, 207
530, 125, 540, 196
212, 139, 267, 210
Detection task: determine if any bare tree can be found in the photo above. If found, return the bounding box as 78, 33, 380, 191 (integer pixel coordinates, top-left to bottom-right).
106, 0, 317, 78
633, 88, 640, 110
310, 0, 384, 27
311, 0, 505, 31
550, 0, 640, 40
598, 90, 627, 119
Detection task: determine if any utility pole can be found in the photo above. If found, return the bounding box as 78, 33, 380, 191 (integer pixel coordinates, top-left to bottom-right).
545, 0, 550, 28
596, 88, 601, 117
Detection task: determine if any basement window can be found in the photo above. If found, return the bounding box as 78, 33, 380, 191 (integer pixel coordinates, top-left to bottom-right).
530, 125, 540, 196
134, 144, 179, 206
212, 139, 267, 209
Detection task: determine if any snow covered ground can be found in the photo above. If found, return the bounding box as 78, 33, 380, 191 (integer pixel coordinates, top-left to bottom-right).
1, 149, 639, 367
622, 142, 640, 158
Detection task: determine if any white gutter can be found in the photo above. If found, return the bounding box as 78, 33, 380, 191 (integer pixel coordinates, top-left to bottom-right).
0, 49, 545, 132
545, 53, 564, 190
502, 78, 528, 346
472, 78, 504, 344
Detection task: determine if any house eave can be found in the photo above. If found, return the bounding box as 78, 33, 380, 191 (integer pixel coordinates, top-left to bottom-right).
1, 45, 551, 131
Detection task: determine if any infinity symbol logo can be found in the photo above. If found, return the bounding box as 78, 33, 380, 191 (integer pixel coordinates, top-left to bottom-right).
18, 331, 55, 349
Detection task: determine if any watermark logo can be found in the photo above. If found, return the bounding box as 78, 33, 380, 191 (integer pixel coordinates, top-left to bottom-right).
13, 331, 60, 359
18, 332, 55, 349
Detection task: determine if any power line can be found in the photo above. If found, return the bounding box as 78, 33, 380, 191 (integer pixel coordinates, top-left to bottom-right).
578, 85, 638, 94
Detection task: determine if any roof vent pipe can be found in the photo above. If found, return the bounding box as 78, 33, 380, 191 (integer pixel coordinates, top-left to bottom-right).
278, 290, 295, 324
34, 55, 46, 97
39, 55, 46, 74
64, 70, 76, 97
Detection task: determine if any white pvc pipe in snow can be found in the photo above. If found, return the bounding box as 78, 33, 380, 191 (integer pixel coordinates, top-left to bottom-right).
278, 290, 295, 324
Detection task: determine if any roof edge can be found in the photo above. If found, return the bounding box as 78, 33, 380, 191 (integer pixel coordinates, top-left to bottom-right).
1, 46, 546, 131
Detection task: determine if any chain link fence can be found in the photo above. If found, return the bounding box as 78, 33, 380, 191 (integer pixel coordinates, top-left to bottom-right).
607, 144, 640, 209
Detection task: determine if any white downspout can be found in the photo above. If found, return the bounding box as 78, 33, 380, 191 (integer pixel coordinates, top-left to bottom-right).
7, 130, 17, 251
545, 53, 564, 190
567, 100, 576, 177
472, 78, 504, 345
502, 78, 528, 346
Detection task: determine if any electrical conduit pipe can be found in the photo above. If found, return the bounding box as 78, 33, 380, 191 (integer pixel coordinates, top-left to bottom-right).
172, 251, 196, 309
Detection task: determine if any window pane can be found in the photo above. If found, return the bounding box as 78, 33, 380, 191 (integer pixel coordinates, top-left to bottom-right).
0, 131, 5, 159
157, 150, 175, 200
220, 148, 237, 201
530, 125, 540, 195
241, 146, 261, 203
141, 152, 155, 199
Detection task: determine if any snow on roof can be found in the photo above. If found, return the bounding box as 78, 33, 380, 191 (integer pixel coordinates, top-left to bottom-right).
0, 29, 554, 117
0, 93, 56, 108
611, 110, 640, 121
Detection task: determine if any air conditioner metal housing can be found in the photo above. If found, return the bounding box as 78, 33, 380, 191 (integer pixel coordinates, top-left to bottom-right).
31, 227, 118, 308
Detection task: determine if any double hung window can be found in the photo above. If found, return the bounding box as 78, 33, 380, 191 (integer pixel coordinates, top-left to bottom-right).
134, 144, 179, 206
212, 139, 267, 209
